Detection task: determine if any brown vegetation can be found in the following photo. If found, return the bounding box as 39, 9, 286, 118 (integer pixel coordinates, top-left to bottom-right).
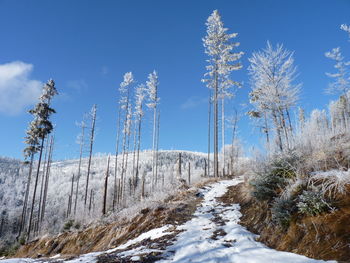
220, 182, 350, 262
14, 180, 216, 260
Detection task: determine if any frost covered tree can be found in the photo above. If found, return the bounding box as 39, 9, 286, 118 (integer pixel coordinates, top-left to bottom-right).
84, 104, 97, 210
248, 42, 299, 152
146, 71, 160, 187
325, 47, 350, 130
27, 79, 57, 239
325, 47, 350, 96
203, 10, 243, 177
119, 72, 134, 203
133, 84, 146, 192
74, 118, 86, 215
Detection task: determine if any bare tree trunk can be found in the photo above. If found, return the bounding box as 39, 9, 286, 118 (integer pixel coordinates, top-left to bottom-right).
231, 109, 238, 176
18, 154, 34, 239
41, 135, 54, 223
84, 105, 97, 207
151, 107, 157, 189
36, 138, 49, 232
263, 112, 270, 150
214, 69, 219, 178
132, 119, 137, 193
89, 189, 93, 213
178, 153, 182, 177
221, 98, 225, 176
272, 110, 283, 152
207, 92, 211, 177
102, 156, 110, 215
135, 112, 143, 193
155, 111, 160, 186
67, 174, 75, 216
188, 162, 191, 185
74, 121, 85, 216
27, 137, 45, 240
113, 107, 121, 211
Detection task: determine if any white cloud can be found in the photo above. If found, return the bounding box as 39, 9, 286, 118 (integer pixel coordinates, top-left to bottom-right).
180, 96, 207, 110
0, 61, 42, 115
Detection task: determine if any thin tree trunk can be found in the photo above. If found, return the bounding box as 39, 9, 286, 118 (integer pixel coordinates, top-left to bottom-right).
68, 174, 75, 216
214, 69, 219, 178
84, 105, 97, 207
113, 107, 121, 211
36, 138, 49, 232
74, 121, 85, 216
41, 135, 54, 222
27, 137, 45, 240
272, 110, 283, 152
188, 162, 191, 185
207, 92, 211, 177
18, 154, 34, 239
135, 113, 143, 193
221, 98, 225, 176
102, 156, 110, 215
155, 111, 160, 186
151, 107, 157, 189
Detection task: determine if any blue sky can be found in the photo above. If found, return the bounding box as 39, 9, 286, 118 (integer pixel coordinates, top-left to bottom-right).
0, 0, 349, 160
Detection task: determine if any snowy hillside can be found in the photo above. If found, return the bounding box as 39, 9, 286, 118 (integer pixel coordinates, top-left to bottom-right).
0, 151, 214, 246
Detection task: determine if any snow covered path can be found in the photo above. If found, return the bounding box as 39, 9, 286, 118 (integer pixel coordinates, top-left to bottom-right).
0, 179, 336, 263
157, 179, 335, 263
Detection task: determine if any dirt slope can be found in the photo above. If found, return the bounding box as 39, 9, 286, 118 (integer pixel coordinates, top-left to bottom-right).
14, 181, 213, 260
219, 181, 350, 262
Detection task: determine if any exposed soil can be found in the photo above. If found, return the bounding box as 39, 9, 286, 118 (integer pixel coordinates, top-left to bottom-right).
14, 180, 217, 260
219, 181, 350, 262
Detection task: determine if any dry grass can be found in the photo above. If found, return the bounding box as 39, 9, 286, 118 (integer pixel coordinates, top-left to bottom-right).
14, 181, 210, 259
220, 182, 350, 262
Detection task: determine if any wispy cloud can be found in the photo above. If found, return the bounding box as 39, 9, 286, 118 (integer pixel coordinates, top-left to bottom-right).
180, 96, 207, 110
0, 61, 42, 115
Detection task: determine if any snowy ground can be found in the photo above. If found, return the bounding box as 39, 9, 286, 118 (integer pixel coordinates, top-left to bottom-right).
0, 178, 336, 263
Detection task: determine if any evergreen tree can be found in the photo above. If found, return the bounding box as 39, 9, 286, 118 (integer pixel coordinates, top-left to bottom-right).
27, 79, 57, 239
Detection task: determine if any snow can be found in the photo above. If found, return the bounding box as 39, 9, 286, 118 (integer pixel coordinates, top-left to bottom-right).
0, 178, 337, 263
157, 179, 335, 263
108, 224, 172, 251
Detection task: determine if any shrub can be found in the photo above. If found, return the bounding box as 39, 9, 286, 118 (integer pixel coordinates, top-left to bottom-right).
74, 222, 81, 229
251, 173, 286, 201
297, 190, 332, 216
63, 219, 74, 231
250, 154, 298, 202
271, 198, 296, 229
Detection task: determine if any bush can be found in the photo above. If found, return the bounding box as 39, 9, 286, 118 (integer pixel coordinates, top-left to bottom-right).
250, 154, 299, 202
271, 198, 296, 229
297, 190, 332, 216
63, 219, 74, 231
251, 173, 286, 201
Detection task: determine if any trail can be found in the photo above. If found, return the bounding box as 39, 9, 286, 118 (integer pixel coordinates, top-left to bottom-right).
0, 178, 336, 263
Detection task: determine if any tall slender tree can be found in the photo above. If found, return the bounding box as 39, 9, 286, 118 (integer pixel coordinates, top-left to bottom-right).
84, 105, 97, 207
203, 10, 243, 177
133, 84, 146, 191
119, 72, 134, 203
146, 71, 160, 188
27, 79, 57, 239
74, 119, 86, 216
